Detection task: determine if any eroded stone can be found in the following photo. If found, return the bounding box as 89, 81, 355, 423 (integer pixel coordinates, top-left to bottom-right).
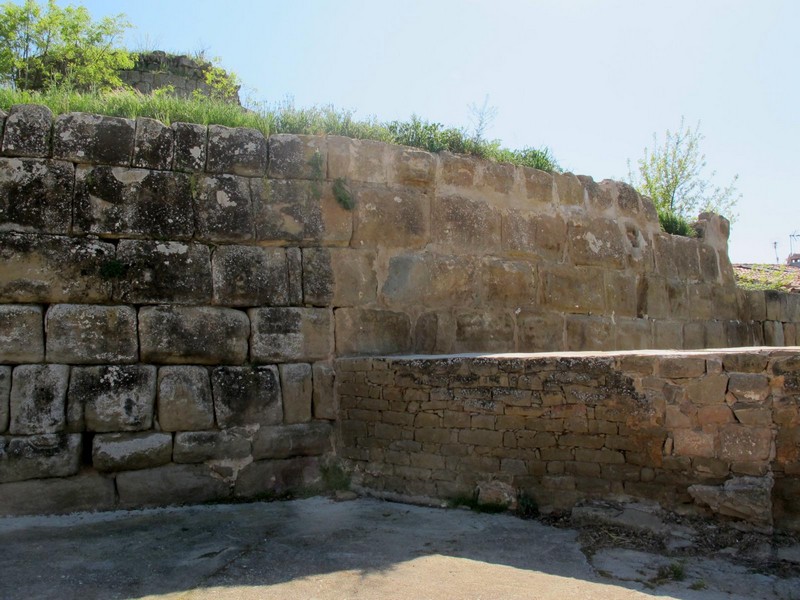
0, 472, 115, 516
0, 104, 52, 157
70, 365, 157, 432
53, 112, 134, 166
302, 247, 377, 306
173, 429, 251, 463
171, 122, 207, 172
431, 195, 501, 252
206, 125, 267, 176
0, 305, 44, 363
92, 431, 172, 472
211, 366, 283, 427
249, 307, 332, 363
251, 422, 332, 459
193, 174, 253, 242
0, 433, 80, 483
334, 308, 411, 355
116, 463, 230, 507
268, 134, 326, 179
234, 456, 321, 499
133, 117, 174, 170
350, 183, 428, 249
280, 363, 313, 424
9, 364, 69, 434
212, 245, 288, 306
157, 366, 215, 431
312, 362, 336, 420
45, 304, 138, 364
0, 158, 73, 233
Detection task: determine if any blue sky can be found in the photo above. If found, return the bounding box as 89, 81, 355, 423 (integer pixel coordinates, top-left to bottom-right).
58, 0, 800, 263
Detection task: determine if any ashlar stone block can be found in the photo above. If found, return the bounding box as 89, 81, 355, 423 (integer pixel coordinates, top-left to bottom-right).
53, 112, 134, 166
251, 421, 332, 459
234, 456, 321, 499
212, 245, 288, 306
0, 305, 44, 363
302, 247, 377, 307
541, 265, 606, 314
381, 253, 475, 309
312, 361, 336, 420
92, 431, 172, 472
249, 307, 332, 363
0, 433, 81, 483
9, 364, 69, 434
115, 240, 212, 304
565, 315, 615, 351
350, 183, 428, 249
517, 311, 564, 352
0, 104, 53, 158
70, 365, 157, 432
132, 117, 174, 170
477, 257, 537, 306
334, 308, 411, 355
173, 429, 251, 463
567, 218, 627, 269
387, 145, 435, 187
502, 211, 566, 261
206, 125, 267, 176
0, 233, 113, 303
211, 366, 283, 427
74, 166, 194, 239
45, 304, 138, 364
193, 174, 254, 242
268, 134, 327, 179
0, 366, 10, 432
171, 122, 207, 172
0, 472, 115, 516
455, 312, 515, 353
431, 195, 500, 252
279, 363, 313, 424
116, 463, 231, 508
157, 366, 215, 431
139, 306, 249, 365
0, 158, 73, 233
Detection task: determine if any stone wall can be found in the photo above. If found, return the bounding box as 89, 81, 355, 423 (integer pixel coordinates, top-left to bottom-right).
0, 102, 797, 515
337, 349, 800, 531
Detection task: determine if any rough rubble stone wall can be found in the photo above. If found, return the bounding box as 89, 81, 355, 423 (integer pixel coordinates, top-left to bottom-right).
0, 102, 797, 515
336, 349, 800, 530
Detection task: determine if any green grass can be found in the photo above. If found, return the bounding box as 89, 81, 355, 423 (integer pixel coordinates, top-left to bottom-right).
0, 86, 561, 172
657, 208, 696, 237
735, 264, 796, 291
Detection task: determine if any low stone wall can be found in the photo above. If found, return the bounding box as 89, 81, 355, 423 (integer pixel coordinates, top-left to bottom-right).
336, 349, 800, 530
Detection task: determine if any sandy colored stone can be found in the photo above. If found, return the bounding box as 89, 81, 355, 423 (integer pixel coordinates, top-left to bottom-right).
249, 307, 332, 363
568, 218, 627, 268
9, 364, 69, 435
157, 366, 214, 431
92, 431, 172, 472
280, 363, 313, 424
553, 172, 584, 206
312, 362, 336, 420
0, 305, 43, 363
381, 253, 475, 308
477, 257, 537, 306
455, 312, 515, 353
71, 365, 157, 432
565, 315, 614, 352
541, 265, 605, 314
212, 245, 288, 306
350, 183, 428, 249
193, 174, 254, 242
431, 195, 500, 252
502, 211, 566, 261
251, 422, 332, 460
302, 247, 377, 307
0, 472, 114, 516
517, 312, 564, 352
0, 158, 73, 233
45, 304, 137, 364
387, 145, 435, 187
334, 308, 411, 356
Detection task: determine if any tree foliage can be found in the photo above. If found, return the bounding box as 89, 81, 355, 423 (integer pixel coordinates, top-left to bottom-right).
628, 118, 740, 231
0, 0, 133, 91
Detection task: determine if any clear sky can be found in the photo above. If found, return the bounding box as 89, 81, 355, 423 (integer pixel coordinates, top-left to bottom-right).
55, 0, 800, 263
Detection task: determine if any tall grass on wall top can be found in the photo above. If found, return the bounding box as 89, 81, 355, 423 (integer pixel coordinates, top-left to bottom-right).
0, 87, 561, 173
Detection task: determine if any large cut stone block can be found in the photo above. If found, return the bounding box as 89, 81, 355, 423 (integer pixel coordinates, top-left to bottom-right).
212, 245, 288, 306
45, 304, 138, 364
157, 366, 214, 431
172, 122, 207, 172
455, 312, 515, 353
334, 308, 411, 355
302, 247, 377, 306
252, 179, 352, 245
279, 363, 312, 424
0, 472, 115, 516
431, 195, 500, 252
381, 253, 475, 309
234, 456, 321, 499
567, 218, 627, 268
9, 364, 69, 434
517, 312, 564, 352
211, 366, 283, 427
115, 240, 212, 304
206, 125, 267, 176
116, 463, 231, 508
251, 422, 332, 459
193, 174, 254, 242
140, 306, 249, 364
0, 433, 81, 483
566, 315, 615, 351
312, 362, 336, 420
553, 172, 584, 206
387, 145, 435, 187
173, 429, 251, 463
0, 233, 114, 303
74, 166, 194, 238
0, 104, 52, 158
0, 158, 73, 233
477, 257, 537, 306
70, 365, 157, 432
287, 247, 303, 304
53, 112, 134, 166
0, 366, 10, 432
132, 117, 174, 170
0, 305, 44, 363
268, 134, 327, 179
350, 183, 428, 249
249, 307, 332, 363
328, 137, 389, 183
541, 265, 606, 314
92, 431, 172, 472
502, 211, 566, 261
654, 234, 701, 281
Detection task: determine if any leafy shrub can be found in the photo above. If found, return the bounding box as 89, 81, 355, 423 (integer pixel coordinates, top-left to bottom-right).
657, 208, 696, 237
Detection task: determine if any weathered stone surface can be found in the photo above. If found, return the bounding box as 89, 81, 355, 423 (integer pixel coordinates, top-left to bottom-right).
502, 211, 566, 261
381, 253, 475, 308
727, 373, 769, 402
476, 480, 518, 509
312, 362, 336, 420
719, 425, 772, 462
653, 320, 684, 349
431, 195, 500, 252
157, 366, 214, 431
116, 463, 231, 507
249, 307, 331, 363
53, 112, 134, 166
455, 312, 515, 353
387, 145, 435, 187
568, 218, 627, 268
615, 318, 652, 350
478, 257, 537, 306
302, 247, 377, 306
287, 247, 303, 305
0, 104, 52, 157
171, 122, 206, 172
553, 172, 584, 206
251, 422, 332, 459
71, 365, 157, 432
211, 366, 283, 427
565, 315, 615, 351
350, 183, 428, 249
0, 367, 9, 432
268, 134, 326, 179
541, 265, 606, 314
689, 474, 773, 529
234, 456, 321, 499
0, 158, 73, 233
193, 174, 253, 242
328, 137, 389, 183
140, 306, 249, 364
115, 240, 211, 304
252, 179, 352, 245
133, 117, 174, 170
0, 433, 81, 483
0, 305, 44, 363
0, 233, 114, 303
45, 304, 138, 364
0, 472, 115, 516
694, 212, 731, 254
517, 312, 564, 352
335, 308, 411, 355
655, 234, 701, 281
604, 270, 637, 318
74, 166, 194, 238
280, 363, 313, 424
578, 175, 613, 211
212, 245, 288, 306
206, 125, 267, 176
173, 429, 251, 463
92, 431, 172, 472
9, 364, 69, 434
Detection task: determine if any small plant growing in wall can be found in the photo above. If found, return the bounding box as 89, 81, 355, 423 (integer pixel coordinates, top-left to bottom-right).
333, 177, 354, 210
99, 258, 128, 279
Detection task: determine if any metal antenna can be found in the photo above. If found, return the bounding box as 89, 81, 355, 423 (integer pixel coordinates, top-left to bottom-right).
774, 241, 779, 264
790, 231, 799, 255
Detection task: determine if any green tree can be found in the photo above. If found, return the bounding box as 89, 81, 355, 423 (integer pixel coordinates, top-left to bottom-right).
628, 117, 740, 232
0, 0, 133, 91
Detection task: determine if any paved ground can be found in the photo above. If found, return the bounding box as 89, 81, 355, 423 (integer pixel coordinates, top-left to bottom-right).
1, 496, 798, 600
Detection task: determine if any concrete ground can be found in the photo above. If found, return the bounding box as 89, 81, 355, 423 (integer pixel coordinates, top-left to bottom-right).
1, 496, 797, 600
